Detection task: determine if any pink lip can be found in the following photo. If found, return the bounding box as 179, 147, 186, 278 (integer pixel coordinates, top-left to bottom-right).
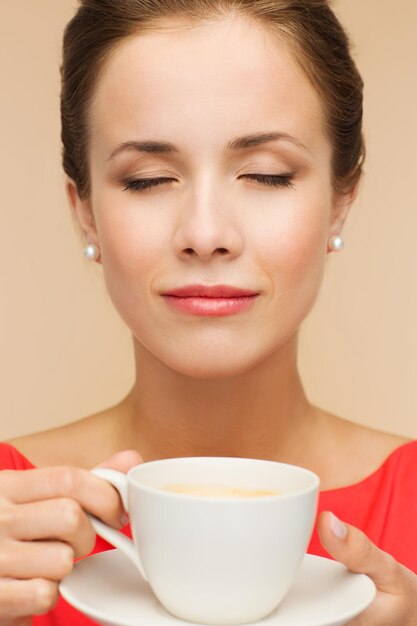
162, 295, 258, 316
161, 284, 260, 316
161, 284, 259, 298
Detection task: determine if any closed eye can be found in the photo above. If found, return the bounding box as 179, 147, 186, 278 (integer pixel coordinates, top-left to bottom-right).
123, 177, 175, 192
240, 174, 295, 189
122, 173, 295, 192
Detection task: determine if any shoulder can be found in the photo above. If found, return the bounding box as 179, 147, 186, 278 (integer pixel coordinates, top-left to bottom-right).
6, 405, 120, 469
335, 415, 412, 466
379, 437, 417, 479
0, 441, 35, 470
341, 421, 417, 485
343, 419, 411, 458
327, 412, 410, 450
317, 410, 412, 489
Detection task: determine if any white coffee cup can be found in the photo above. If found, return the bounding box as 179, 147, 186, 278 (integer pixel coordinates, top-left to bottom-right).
90, 456, 319, 625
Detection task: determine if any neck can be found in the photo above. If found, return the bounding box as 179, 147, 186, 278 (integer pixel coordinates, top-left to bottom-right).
116, 332, 320, 464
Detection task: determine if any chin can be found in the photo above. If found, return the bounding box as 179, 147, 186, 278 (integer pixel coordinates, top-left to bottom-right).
146, 342, 280, 380
131, 318, 300, 379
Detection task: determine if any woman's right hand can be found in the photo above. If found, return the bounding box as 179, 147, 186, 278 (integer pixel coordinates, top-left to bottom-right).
0, 450, 142, 625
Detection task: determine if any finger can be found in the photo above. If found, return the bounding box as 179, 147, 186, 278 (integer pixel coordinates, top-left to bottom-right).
317, 511, 403, 593
95, 450, 143, 526
0, 540, 74, 581
93, 449, 144, 518
0, 464, 132, 528
94, 449, 143, 472
0, 498, 96, 557
0, 578, 58, 618
344, 593, 409, 626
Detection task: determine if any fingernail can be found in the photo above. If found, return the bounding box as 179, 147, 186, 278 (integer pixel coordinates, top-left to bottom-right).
330, 512, 347, 539
120, 512, 129, 526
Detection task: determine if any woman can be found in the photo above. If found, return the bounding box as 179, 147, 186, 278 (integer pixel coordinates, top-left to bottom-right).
0, 0, 416, 624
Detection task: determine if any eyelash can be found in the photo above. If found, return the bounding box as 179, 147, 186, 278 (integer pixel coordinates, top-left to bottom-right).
122, 173, 295, 193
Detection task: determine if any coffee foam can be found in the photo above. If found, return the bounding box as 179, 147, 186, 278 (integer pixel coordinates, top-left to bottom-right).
161, 482, 280, 497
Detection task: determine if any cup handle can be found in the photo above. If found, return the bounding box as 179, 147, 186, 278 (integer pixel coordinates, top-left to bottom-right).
89, 467, 148, 581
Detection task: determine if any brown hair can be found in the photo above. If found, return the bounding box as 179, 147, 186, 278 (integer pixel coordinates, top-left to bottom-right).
61, 0, 365, 201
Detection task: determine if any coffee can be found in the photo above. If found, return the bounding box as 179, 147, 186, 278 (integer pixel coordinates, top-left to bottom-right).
161, 482, 280, 497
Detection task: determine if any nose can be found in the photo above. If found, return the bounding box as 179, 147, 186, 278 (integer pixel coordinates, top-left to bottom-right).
172, 178, 243, 262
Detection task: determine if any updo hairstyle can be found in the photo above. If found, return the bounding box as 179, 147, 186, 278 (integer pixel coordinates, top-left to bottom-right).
61, 0, 365, 201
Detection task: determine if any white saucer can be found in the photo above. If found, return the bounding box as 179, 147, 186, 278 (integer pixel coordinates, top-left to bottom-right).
59, 550, 376, 626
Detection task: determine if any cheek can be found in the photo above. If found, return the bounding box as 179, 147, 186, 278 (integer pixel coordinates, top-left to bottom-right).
257, 201, 329, 323
94, 195, 170, 318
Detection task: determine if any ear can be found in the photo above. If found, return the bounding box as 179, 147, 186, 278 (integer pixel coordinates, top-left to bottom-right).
65, 177, 102, 264
328, 179, 360, 250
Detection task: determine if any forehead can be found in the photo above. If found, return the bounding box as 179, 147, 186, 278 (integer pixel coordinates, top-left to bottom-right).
89, 15, 328, 160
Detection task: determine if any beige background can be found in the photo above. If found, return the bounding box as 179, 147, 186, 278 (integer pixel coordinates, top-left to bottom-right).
1, 1, 416, 441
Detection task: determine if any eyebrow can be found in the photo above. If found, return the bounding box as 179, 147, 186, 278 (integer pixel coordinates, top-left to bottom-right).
107, 131, 309, 161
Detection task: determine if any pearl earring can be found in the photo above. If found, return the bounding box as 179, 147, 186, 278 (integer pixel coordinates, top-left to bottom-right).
328, 235, 344, 252
83, 243, 100, 261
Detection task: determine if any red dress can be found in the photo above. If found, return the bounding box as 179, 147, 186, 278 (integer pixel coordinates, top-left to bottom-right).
1, 440, 417, 625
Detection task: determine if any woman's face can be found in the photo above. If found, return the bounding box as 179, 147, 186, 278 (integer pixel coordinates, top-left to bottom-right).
72, 15, 351, 378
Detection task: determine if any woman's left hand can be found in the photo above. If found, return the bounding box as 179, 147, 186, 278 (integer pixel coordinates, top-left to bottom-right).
317, 511, 417, 625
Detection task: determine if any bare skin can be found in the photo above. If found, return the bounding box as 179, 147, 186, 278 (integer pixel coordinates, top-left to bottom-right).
7, 393, 410, 491
2, 15, 415, 624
